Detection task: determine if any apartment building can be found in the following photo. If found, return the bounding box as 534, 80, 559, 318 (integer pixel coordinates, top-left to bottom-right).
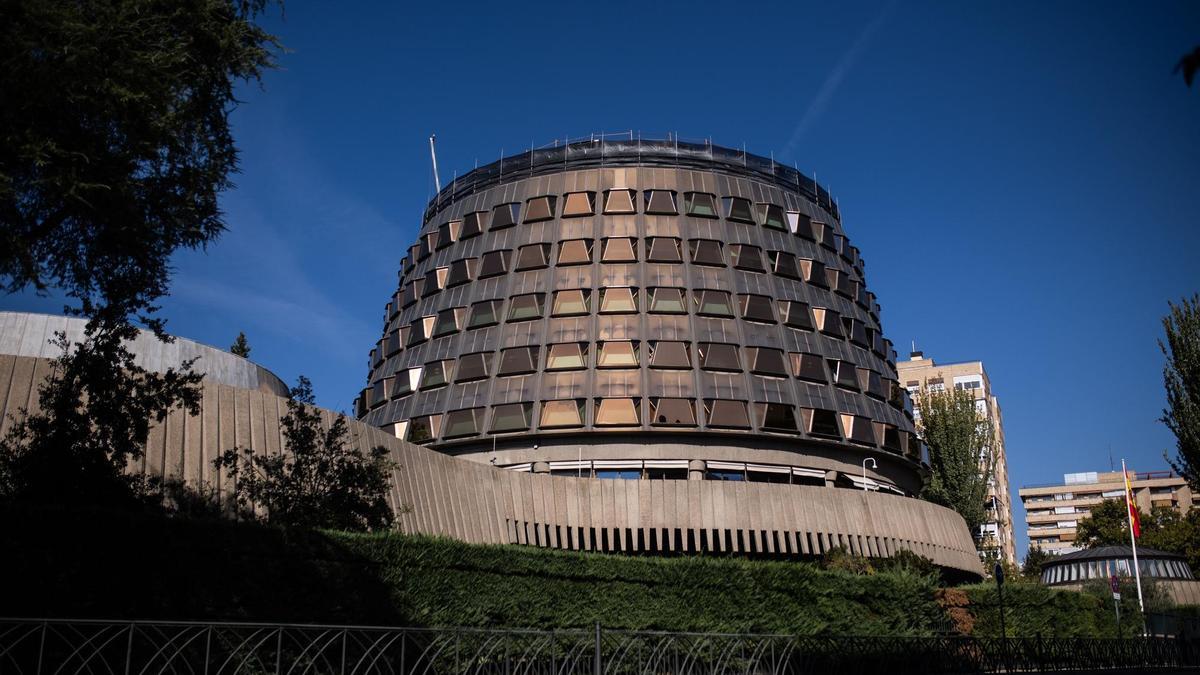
1019, 470, 1194, 555
897, 351, 1016, 565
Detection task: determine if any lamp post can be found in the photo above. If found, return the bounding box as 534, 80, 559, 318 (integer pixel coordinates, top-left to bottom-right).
861, 457, 877, 492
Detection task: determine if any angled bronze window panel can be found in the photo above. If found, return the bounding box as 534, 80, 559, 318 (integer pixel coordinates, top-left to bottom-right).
370, 378, 390, 406
498, 346, 539, 375
861, 369, 886, 399
490, 402, 532, 433
562, 191, 596, 218
478, 250, 511, 278
882, 425, 903, 453
847, 319, 870, 348
837, 235, 854, 261
698, 343, 740, 371
689, 239, 725, 266
757, 403, 799, 432
730, 244, 764, 272
787, 211, 815, 240
524, 195, 556, 222
425, 231, 440, 252
446, 258, 478, 287
694, 289, 733, 317
648, 287, 686, 314
515, 243, 551, 271
602, 189, 636, 215
491, 203, 520, 230
601, 237, 637, 263
779, 301, 815, 331
722, 197, 755, 224
557, 239, 594, 266
595, 398, 640, 426
540, 399, 584, 428
460, 211, 485, 239
507, 293, 545, 322
684, 191, 718, 218
644, 190, 678, 215
383, 330, 400, 356
816, 223, 837, 250
422, 267, 448, 295
395, 367, 421, 397
436, 221, 460, 248
433, 307, 464, 337
397, 326, 410, 349
599, 287, 637, 314
801, 259, 829, 288
790, 352, 827, 383
417, 237, 432, 260
546, 343, 587, 370
768, 251, 802, 279
806, 408, 842, 438
455, 352, 492, 382
467, 299, 503, 329
407, 414, 443, 444
408, 243, 421, 264
443, 407, 483, 439
407, 316, 435, 346
756, 204, 787, 231
401, 279, 424, 307
828, 359, 859, 390
740, 294, 776, 323
846, 415, 876, 445
646, 237, 683, 262
552, 289, 590, 317
813, 308, 844, 338
747, 347, 788, 377
834, 270, 857, 298
420, 360, 454, 390
597, 341, 638, 368
400, 254, 413, 274
650, 398, 696, 426
649, 341, 690, 369
706, 399, 750, 429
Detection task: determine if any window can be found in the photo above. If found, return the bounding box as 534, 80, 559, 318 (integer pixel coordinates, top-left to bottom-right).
401, 279, 424, 307
707, 470, 745, 481
698, 343, 740, 371
705, 399, 750, 429
644, 190, 678, 215
730, 244, 764, 272
597, 470, 640, 480
790, 353, 826, 383
684, 191, 718, 218
422, 267, 448, 295
562, 191, 596, 217
650, 398, 696, 426
597, 341, 639, 368
842, 414, 876, 445
479, 250, 511, 278
740, 294, 776, 323
602, 189, 636, 215
860, 369, 886, 399
491, 402, 532, 432
407, 316, 435, 345
541, 400, 584, 428
806, 408, 842, 438
829, 359, 859, 390
491, 203, 520, 230
507, 293, 545, 322
722, 197, 755, 223
756, 204, 787, 230
467, 299, 503, 329
447, 258, 478, 287
747, 347, 788, 377
646, 237, 683, 262
649, 341, 690, 369
546, 343, 587, 370
443, 408, 483, 439
694, 289, 733, 317
787, 211, 815, 240
524, 195, 556, 222
595, 398, 640, 426
689, 239, 725, 266
557, 239, 594, 266
498, 346, 539, 375
757, 403, 798, 431
801, 259, 829, 288
844, 318, 869, 348
436, 220, 460, 248
455, 352, 492, 382
393, 367, 421, 397
779, 301, 814, 330
813, 307, 844, 337
767, 251, 801, 279
420, 360, 454, 389
833, 270, 857, 299
515, 243, 551, 271
601, 237, 637, 263
881, 425, 903, 453
599, 287, 638, 313
816, 223, 837, 250
433, 307, 464, 337
460, 211, 485, 239
552, 289, 590, 316
407, 415, 443, 444
648, 287, 687, 314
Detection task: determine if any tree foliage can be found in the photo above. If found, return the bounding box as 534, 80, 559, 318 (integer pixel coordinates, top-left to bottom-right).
214, 377, 396, 531
230, 332, 252, 358
1162, 294, 1200, 491
1021, 546, 1053, 581
917, 386, 995, 534
1074, 498, 1200, 572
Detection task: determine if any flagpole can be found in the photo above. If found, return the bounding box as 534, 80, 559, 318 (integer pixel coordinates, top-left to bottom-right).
1122, 459, 1146, 617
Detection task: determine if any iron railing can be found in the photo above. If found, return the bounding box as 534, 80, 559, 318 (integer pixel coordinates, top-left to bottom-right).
1, 619, 1199, 675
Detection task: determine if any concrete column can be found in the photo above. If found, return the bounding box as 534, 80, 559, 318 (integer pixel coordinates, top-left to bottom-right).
689, 459, 705, 481
825, 470, 839, 488
532, 461, 550, 474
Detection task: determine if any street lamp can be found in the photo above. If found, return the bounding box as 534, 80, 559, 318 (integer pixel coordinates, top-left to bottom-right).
861, 457, 877, 492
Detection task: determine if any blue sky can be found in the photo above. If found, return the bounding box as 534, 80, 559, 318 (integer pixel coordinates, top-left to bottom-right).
6, 1, 1199, 559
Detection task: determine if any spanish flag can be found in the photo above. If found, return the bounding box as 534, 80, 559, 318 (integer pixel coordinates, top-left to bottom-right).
1125, 469, 1142, 538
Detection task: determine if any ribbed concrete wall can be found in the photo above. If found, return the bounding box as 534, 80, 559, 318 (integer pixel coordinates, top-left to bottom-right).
0, 354, 981, 575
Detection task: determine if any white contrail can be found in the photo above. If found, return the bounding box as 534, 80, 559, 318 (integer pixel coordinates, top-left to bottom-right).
783, 0, 899, 158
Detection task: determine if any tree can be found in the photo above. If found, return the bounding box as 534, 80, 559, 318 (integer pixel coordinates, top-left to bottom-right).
214, 377, 396, 531
1022, 546, 1053, 581
230, 332, 252, 358
916, 386, 995, 534
1075, 498, 1200, 573
1162, 295, 1200, 491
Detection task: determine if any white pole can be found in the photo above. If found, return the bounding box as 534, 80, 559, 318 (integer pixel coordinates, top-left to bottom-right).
429, 135, 442, 193
1122, 458, 1147, 618
862, 457, 877, 492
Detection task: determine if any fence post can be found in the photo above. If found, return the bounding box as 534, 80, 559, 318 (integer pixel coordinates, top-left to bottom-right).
35, 621, 47, 675
124, 622, 135, 675
275, 628, 283, 675
594, 622, 602, 675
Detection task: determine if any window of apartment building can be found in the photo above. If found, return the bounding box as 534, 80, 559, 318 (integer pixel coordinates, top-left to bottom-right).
490, 402, 532, 432
747, 347, 788, 377
698, 343, 740, 371
601, 237, 638, 263
768, 251, 802, 279
788, 211, 815, 240
602, 189, 636, 215
689, 239, 725, 266
552, 289, 591, 317
599, 287, 638, 314
562, 191, 596, 217
491, 203, 520, 230
498, 346, 539, 376
684, 192, 718, 218
467, 299, 503, 329
649, 341, 691, 369
740, 294, 776, 323
756, 402, 798, 431
546, 343, 588, 371
730, 244, 764, 272
443, 408, 484, 439
722, 197, 755, 224
705, 399, 751, 428
541, 399, 585, 428
461, 211, 486, 238
644, 190, 678, 215
557, 239, 594, 265
646, 237, 683, 262
650, 398, 696, 426
479, 250, 511, 278
648, 287, 687, 313
515, 243, 551, 271
756, 203, 787, 231
694, 289, 733, 317
455, 352, 492, 382
524, 195, 556, 222
597, 341, 639, 368
507, 293, 545, 322
595, 398, 640, 426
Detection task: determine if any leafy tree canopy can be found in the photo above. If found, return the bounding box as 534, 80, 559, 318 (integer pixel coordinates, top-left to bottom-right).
1074, 498, 1200, 573
917, 386, 995, 534
1162, 294, 1200, 491
1021, 546, 1053, 581
230, 331, 251, 358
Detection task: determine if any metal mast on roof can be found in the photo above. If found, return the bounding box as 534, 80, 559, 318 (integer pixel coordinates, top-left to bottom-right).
429, 135, 441, 193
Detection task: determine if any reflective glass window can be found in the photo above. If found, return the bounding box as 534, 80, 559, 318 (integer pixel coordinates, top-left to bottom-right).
602, 189, 636, 215
490, 402, 532, 432
515, 243, 551, 271
790, 352, 826, 383
813, 307, 844, 337
546, 343, 587, 371
467, 299, 503, 329
706, 399, 750, 429
756, 204, 787, 230
807, 408, 842, 438
407, 414, 443, 444
829, 359, 860, 390
507, 293, 545, 322
455, 352, 492, 382
552, 289, 590, 317
599, 287, 637, 314
460, 211, 485, 239
779, 301, 814, 330
595, 398, 640, 426
650, 398, 697, 426
768, 251, 802, 279
540, 400, 585, 428
433, 307, 464, 336
644, 190, 678, 215
491, 203, 520, 230
498, 346, 539, 375
802, 259, 829, 288
698, 343, 740, 371
420, 360, 454, 389
648, 287, 687, 314
562, 191, 596, 217
722, 197, 755, 224
601, 237, 637, 263
747, 347, 788, 377
443, 408, 483, 439
694, 290, 733, 317
646, 237, 683, 262
649, 341, 690, 369
740, 294, 776, 323
787, 211, 815, 240
557, 239, 594, 266
689, 239, 725, 266
597, 341, 639, 368
447, 258, 478, 287
684, 192, 718, 218
524, 195, 556, 222
757, 403, 798, 431
436, 221, 460, 248
730, 244, 764, 272
479, 250, 511, 278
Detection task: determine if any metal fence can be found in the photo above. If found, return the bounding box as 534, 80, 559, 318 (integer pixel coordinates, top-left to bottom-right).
2, 619, 1199, 675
